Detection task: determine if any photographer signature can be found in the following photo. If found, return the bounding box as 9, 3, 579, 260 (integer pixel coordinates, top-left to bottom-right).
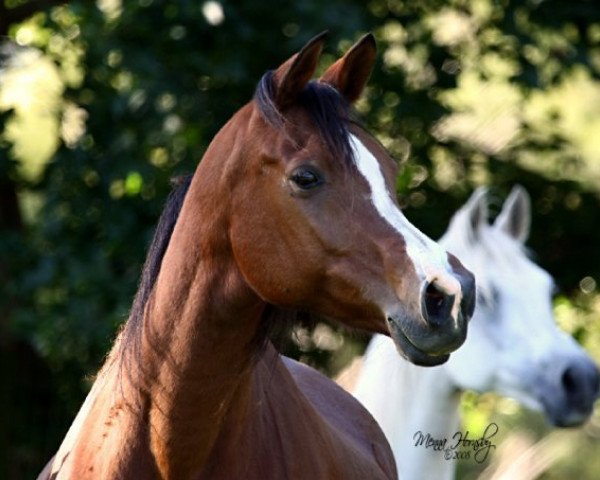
413, 422, 498, 463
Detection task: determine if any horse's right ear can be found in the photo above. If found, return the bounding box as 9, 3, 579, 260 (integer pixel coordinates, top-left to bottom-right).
272, 31, 327, 109
457, 187, 489, 242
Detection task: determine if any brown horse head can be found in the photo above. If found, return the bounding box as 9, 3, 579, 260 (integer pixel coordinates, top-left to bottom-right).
196, 33, 475, 366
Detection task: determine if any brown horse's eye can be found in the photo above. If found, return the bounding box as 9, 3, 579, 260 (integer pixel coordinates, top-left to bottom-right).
290, 167, 323, 190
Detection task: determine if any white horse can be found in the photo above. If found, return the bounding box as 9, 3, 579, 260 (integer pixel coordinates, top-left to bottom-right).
340, 186, 599, 480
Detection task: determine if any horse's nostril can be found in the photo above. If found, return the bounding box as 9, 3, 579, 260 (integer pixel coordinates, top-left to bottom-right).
561, 366, 577, 394
422, 281, 455, 328
588, 365, 600, 396
425, 284, 445, 310
561, 361, 600, 403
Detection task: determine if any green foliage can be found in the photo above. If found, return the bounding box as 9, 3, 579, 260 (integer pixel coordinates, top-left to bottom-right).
2, 0, 600, 478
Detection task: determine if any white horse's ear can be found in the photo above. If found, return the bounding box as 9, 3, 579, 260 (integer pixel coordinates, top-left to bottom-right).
454, 187, 489, 242
494, 185, 531, 243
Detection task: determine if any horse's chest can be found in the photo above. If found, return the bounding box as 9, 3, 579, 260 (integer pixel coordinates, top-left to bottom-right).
196, 403, 392, 479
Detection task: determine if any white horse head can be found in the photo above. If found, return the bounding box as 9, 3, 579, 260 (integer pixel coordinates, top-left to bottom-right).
440, 186, 599, 426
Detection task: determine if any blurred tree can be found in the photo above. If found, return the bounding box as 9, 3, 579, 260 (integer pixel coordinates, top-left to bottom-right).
1, 3, 70, 476
2, 0, 600, 478
363, 0, 600, 290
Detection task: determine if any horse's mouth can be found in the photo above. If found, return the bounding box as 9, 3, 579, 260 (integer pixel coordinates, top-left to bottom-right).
386, 316, 451, 367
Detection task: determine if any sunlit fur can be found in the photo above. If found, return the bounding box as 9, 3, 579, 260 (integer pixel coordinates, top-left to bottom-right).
344, 187, 599, 480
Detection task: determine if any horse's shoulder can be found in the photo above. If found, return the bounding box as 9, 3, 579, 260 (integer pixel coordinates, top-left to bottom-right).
281, 355, 397, 479
281, 355, 374, 425
282, 355, 361, 406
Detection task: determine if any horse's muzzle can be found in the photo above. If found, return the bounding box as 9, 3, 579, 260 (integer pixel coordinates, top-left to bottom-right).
387, 254, 475, 367
537, 355, 600, 427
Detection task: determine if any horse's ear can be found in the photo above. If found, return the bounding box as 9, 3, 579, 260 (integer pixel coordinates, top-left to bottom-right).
319, 33, 377, 103
457, 187, 489, 242
494, 185, 531, 243
272, 31, 327, 109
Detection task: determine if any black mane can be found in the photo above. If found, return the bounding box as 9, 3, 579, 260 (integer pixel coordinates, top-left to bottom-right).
117, 175, 193, 379
254, 71, 355, 167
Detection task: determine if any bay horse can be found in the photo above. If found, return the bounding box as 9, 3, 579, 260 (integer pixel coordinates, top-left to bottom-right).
38, 33, 475, 479
340, 186, 599, 480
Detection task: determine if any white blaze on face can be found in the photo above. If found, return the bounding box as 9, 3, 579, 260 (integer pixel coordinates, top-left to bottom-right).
349, 134, 462, 316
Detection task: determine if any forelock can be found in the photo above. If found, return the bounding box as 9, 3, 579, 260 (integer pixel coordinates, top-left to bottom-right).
254, 71, 355, 168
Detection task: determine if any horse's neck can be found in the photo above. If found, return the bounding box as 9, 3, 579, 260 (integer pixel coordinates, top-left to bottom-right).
353, 334, 461, 480
51, 173, 268, 479
147, 262, 263, 475
133, 179, 267, 478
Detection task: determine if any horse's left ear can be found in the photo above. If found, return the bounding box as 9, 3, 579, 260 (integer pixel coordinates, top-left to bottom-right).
320, 33, 377, 103
272, 31, 327, 109
494, 185, 531, 243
